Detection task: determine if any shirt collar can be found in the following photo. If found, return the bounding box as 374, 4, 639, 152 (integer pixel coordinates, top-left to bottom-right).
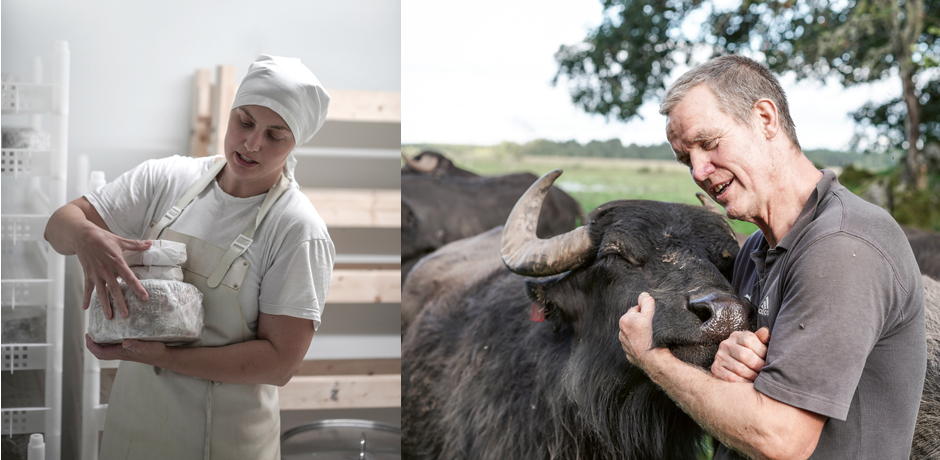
774, 169, 837, 251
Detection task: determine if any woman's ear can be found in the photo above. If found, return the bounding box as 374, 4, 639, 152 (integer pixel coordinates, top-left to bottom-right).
753, 98, 779, 140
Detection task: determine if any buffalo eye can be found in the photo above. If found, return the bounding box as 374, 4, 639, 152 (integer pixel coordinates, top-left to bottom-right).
402, 205, 416, 228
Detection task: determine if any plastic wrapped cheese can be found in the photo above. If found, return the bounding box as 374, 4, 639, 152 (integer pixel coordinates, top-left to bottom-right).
130, 265, 184, 281
88, 279, 204, 344
2, 127, 51, 150
123, 240, 187, 266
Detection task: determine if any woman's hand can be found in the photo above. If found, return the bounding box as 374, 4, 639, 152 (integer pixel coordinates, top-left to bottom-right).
711, 327, 770, 382
45, 197, 151, 319
73, 223, 151, 319
85, 334, 167, 365
85, 314, 315, 386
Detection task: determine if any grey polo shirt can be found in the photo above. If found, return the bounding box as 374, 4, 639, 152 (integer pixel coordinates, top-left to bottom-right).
716, 170, 925, 459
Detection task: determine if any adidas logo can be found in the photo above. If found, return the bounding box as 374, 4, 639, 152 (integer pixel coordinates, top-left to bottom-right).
758, 296, 769, 316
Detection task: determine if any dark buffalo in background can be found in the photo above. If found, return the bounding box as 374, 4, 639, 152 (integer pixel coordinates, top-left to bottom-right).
903, 226, 940, 281
401, 151, 584, 280
401, 149, 479, 179
402, 170, 751, 460
401, 226, 504, 334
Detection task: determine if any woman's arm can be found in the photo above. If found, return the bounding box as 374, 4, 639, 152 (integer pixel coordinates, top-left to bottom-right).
45, 197, 151, 319
86, 312, 315, 386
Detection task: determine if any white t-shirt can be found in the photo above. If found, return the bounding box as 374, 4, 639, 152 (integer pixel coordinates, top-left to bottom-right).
86, 155, 334, 332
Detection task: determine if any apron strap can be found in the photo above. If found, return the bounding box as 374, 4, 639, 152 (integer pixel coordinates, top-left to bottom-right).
146, 157, 227, 241
206, 173, 292, 288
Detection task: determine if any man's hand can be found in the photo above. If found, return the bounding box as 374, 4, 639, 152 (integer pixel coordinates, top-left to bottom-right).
711, 327, 770, 382
619, 292, 660, 368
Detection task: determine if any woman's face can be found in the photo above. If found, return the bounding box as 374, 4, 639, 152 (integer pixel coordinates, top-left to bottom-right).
221, 105, 296, 197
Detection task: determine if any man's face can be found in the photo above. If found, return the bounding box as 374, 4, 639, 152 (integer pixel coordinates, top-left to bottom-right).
665, 85, 775, 224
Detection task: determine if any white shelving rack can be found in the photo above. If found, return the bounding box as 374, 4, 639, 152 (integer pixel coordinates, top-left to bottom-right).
1, 41, 69, 460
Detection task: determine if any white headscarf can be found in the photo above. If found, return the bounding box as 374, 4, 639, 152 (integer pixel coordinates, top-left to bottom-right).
231, 55, 330, 182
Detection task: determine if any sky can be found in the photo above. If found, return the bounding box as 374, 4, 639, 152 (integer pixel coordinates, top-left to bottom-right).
402, 0, 902, 150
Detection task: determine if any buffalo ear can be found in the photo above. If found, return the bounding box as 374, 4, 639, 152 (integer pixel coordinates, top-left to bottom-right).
524, 271, 589, 327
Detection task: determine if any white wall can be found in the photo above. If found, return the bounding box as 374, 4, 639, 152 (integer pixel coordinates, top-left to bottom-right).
1, 0, 401, 197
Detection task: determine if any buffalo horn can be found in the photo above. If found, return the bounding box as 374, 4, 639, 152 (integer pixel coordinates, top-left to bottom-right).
696, 192, 738, 241
501, 170, 592, 276
401, 152, 438, 174
696, 192, 723, 215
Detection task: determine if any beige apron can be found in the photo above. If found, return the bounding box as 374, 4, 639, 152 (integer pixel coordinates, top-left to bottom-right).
99, 159, 290, 460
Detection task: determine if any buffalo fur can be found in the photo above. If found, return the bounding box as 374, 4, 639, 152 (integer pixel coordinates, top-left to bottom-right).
402, 226, 505, 334
903, 226, 940, 281
912, 275, 940, 460
402, 201, 744, 460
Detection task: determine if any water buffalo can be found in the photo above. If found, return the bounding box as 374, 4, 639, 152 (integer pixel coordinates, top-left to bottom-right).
401, 151, 584, 280
913, 274, 940, 460
402, 170, 750, 459
401, 150, 479, 178
401, 226, 504, 334
903, 226, 940, 281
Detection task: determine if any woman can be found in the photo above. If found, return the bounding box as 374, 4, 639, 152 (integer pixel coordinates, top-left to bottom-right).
45, 55, 334, 459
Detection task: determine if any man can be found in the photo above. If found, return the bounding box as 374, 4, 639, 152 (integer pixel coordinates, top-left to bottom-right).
618, 55, 926, 459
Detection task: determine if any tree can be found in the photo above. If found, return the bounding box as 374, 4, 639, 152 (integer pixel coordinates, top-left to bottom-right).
555, 0, 939, 188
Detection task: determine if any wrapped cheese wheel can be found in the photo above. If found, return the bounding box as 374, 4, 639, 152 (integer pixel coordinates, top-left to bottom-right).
88, 279, 204, 344
123, 240, 187, 266
130, 265, 184, 281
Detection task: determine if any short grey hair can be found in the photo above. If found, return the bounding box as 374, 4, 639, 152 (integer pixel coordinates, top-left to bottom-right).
660, 55, 801, 151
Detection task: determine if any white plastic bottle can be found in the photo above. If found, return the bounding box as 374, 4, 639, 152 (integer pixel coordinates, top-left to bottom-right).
27, 433, 45, 460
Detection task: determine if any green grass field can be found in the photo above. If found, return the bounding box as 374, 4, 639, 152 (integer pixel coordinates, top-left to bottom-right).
403, 146, 760, 237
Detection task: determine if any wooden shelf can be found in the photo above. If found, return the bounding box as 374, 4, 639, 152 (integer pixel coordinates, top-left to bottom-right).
279, 374, 400, 410
323, 89, 400, 124
101, 359, 402, 410
304, 188, 400, 229
327, 269, 400, 304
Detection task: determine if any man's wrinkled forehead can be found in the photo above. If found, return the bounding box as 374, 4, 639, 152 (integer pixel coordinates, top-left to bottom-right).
664, 117, 687, 162
665, 112, 694, 152
665, 115, 681, 144
663, 86, 730, 143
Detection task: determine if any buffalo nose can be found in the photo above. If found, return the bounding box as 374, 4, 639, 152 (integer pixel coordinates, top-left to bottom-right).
688, 293, 751, 342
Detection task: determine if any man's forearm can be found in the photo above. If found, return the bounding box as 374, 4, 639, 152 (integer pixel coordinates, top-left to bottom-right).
641, 348, 824, 460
